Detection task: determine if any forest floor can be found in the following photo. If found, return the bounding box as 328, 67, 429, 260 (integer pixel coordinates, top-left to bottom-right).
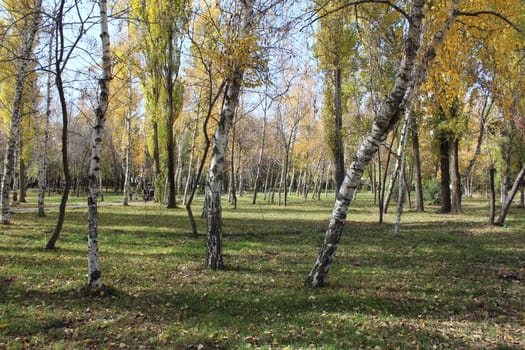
1, 191, 524, 349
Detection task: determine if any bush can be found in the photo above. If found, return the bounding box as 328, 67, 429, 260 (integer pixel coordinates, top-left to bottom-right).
423, 178, 441, 205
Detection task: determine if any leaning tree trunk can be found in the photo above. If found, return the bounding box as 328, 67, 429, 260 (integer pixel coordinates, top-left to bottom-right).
183, 116, 198, 205
379, 132, 396, 222
306, 0, 459, 287
0, 0, 42, 224
205, 0, 255, 269
495, 165, 525, 226
393, 110, 411, 235
463, 97, 491, 196
86, 0, 111, 289
384, 120, 409, 214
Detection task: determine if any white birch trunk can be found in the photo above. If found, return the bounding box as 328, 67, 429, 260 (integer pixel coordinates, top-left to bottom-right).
393, 110, 411, 235
38, 31, 53, 217
206, 0, 255, 269
307, 0, 459, 287
87, 0, 111, 289
183, 116, 198, 205
1, 0, 42, 224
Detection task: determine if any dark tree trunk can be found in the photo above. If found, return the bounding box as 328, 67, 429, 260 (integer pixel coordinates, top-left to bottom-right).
165, 43, 177, 209
410, 111, 424, 212
440, 136, 451, 213
488, 166, 495, 224
46, 72, 72, 249
333, 67, 345, 193
495, 165, 525, 225
47, 5, 74, 248
450, 138, 462, 213
152, 120, 161, 179
379, 132, 396, 222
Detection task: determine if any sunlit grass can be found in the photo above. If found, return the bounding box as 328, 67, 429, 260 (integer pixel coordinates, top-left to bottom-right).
1, 191, 524, 349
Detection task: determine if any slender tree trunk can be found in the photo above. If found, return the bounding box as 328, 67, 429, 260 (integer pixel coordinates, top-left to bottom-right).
488, 165, 495, 224
288, 163, 295, 197
38, 37, 52, 217
12, 146, 19, 206
86, 0, 111, 289
166, 54, 177, 209
19, 143, 26, 203
439, 136, 451, 213
47, 2, 75, 249
278, 159, 285, 206
307, 0, 445, 287
333, 67, 345, 193
463, 97, 491, 196
324, 162, 331, 197
186, 83, 225, 237
122, 91, 132, 206
410, 110, 424, 212
205, 0, 255, 270
252, 114, 266, 204
450, 138, 462, 213
183, 116, 198, 205
263, 160, 272, 201
228, 124, 237, 208
175, 129, 186, 192
394, 111, 411, 235
495, 165, 525, 225
385, 122, 408, 214
379, 132, 396, 222
1, 0, 42, 224
500, 120, 515, 204
152, 120, 161, 179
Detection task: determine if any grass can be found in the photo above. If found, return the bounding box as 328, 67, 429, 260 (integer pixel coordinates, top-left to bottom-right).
1, 190, 524, 349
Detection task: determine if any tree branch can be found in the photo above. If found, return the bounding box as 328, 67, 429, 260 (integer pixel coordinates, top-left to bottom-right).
457, 11, 524, 35
305, 0, 410, 29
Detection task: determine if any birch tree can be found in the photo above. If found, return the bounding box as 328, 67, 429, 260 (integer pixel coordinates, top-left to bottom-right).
0, 0, 42, 224
306, 0, 457, 287
205, 0, 257, 269
86, 0, 111, 289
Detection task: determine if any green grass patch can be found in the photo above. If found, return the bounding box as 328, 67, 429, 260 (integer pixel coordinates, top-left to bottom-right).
1, 192, 524, 349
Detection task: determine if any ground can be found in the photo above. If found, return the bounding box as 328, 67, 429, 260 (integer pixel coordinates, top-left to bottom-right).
1, 191, 524, 349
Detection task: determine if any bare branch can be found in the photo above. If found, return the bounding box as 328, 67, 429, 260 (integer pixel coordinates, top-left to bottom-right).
457, 10, 524, 35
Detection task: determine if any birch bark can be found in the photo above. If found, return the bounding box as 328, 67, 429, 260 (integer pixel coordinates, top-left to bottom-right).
87, 0, 111, 289
393, 110, 411, 235
206, 0, 255, 269
0, 0, 42, 224
307, 0, 462, 287
38, 31, 54, 217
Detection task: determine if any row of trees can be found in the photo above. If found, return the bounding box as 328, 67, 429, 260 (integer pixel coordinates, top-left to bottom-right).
1, 0, 524, 288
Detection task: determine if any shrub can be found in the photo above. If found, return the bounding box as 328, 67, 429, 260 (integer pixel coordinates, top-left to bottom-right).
423, 178, 441, 205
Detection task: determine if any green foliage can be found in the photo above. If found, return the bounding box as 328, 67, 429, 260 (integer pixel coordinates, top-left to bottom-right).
423, 178, 441, 205
1, 191, 524, 348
